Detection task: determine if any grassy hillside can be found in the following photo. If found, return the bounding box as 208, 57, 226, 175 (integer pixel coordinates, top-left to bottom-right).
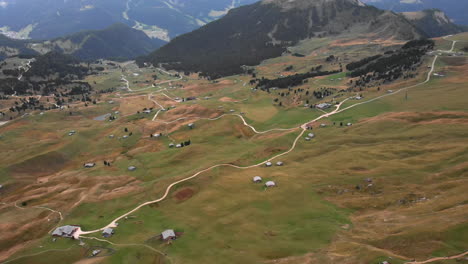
1, 33, 467, 264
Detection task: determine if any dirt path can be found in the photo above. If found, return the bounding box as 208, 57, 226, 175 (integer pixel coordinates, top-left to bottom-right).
7, 38, 462, 264
75, 51, 440, 238
155, 113, 300, 134
80, 236, 172, 263
1, 245, 76, 264
72, 42, 445, 242
75, 99, 348, 237
405, 251, 468, 264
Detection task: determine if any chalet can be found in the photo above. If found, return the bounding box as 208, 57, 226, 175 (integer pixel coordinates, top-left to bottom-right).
276, 161, 284, 166
109, 135, 115, 139
52, 225, 80, 238
188, 123, 194, 129
123, 135, 129, 139
253, 176, 262, 183
161, 229, 177, 241
355, 96, 363, 100
169, 143, 175, 148
265, 162, 272, 167
320, 124, 326, 128
316, 103, 331, 109
142, 110, 152, 114
230, 109, 235, 113
308, 133, 315, 138
305, 137, 311, 141
346, 123, 353, 126
92, 250, 101, 257
84, 163, 96, 168
387, 90, 394, 93
102, 228, 114, 238
265, 181, 276, 188
128, 166, 137, 171
152, 133, 162, 138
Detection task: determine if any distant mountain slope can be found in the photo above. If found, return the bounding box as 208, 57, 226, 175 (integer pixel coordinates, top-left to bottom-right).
0, 0, 258, 41
0, 24, 160, 61
138, 0, 424, 78
361, 0, 468, 26
0, 35, 37, 60
402, 9, 465, 37
26, 23, 161, 61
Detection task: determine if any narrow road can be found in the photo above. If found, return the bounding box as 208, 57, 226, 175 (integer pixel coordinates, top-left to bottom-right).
73, 44, 450, 257
75, 52, 440, 238
17, 60, 32, 81
154, 113, 300, 134
75, 98, 348, 237
405, 251, 468, 264
5, 37, 465, 264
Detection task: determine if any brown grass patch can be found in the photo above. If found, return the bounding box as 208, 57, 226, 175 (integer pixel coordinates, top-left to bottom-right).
182, 81, 232, 97
361, 111, 468, 125
173, 187, 195, 202
9, 151, 69, 178
163, 105, 223, 122
117, 95, 154, 116
440, 56, 468, 66
219, 97, 238, 103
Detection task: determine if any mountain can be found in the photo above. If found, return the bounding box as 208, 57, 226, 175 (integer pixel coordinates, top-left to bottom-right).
0, 0, 258, 41
402, 9, 465, 37
361, 0, 468, 26
0, 23, 160, 61
0, 35, 37, 60
28, 23, 162, 61
138, 0, 425, 78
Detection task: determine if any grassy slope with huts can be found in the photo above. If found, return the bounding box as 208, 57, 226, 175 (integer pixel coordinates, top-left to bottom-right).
0, 33, 467, 264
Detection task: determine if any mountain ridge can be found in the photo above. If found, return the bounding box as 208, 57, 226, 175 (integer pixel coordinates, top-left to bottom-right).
401, 9, 465, 37
138, 0, 425, 78
0, 23, 162, 61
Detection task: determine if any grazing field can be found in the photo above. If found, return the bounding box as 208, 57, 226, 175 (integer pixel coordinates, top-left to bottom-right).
1, 34, 467, 264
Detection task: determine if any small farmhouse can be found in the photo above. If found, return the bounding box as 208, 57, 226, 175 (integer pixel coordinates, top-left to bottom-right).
52, 225, 80, 238
102, 228, 114, 238
316, 103, 331, 109
161, 229, 177, 241
265, 181, 276, 187
253, 176, 262, 183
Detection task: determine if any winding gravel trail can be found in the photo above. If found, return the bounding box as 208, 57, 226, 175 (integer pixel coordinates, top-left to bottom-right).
75, 52, 440, 238
405, 251, 468, 264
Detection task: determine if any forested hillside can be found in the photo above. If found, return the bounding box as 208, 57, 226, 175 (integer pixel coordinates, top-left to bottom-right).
139, 0, 424, 79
